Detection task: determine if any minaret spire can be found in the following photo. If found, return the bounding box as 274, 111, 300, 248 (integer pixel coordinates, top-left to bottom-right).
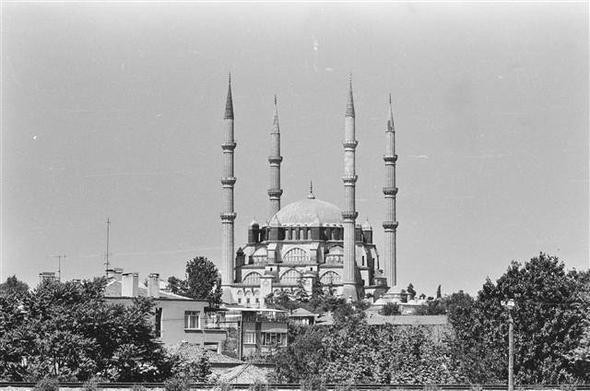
342, 77, 359, 301
224, 73, 233, 120
345, 74, 355, 118
220, 75, 237, 303
383, 93, 399, 288
268, 94, 283, 218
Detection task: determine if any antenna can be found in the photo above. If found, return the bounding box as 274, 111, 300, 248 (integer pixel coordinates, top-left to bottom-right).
104, 218, 111, 276
52, 254, 66, 282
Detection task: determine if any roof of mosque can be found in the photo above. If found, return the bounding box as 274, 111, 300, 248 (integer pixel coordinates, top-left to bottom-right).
272, 198, 342, 226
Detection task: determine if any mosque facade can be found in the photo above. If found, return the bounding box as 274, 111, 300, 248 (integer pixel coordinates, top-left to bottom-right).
218, 77, 399, 306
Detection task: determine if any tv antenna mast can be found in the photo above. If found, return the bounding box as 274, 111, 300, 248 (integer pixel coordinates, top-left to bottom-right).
104, 218, 112, 276
52, 254, 66, 281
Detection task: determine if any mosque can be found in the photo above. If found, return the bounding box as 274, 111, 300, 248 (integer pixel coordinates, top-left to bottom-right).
218, 77, 399, 305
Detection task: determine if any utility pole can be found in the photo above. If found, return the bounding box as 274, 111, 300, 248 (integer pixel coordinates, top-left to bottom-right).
508, 310, 514, 391
104, 218, 111, 276
52, 254, 66, 282
502, 299, 515, 391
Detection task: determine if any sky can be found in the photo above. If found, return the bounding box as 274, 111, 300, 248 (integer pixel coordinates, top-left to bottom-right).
1, 2, 588, 296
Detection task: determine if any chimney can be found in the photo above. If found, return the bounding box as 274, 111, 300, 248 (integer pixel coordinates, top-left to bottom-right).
122, 272, 139, 297
148, 273, 160, 298
113, 267, 123, 282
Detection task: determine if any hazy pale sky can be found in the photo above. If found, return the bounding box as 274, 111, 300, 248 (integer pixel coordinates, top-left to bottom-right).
1, 2, 588, 296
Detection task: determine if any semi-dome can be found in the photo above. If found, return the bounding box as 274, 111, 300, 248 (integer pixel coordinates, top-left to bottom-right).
272, 198, 342, 226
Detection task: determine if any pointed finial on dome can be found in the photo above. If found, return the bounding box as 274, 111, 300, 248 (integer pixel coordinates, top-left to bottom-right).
224, 73, 234, 119
387, 93, 395, 132
362, 218, 372, 231
345, 74, 355, 118
307, 181, 316, 199
272, 94, 280, 132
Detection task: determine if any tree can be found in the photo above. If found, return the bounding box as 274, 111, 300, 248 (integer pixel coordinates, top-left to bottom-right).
407, 283, 416, 300
436, 285, 442, 299
0, 278, 174, 382
447, 254, 590, 384
168, 256, 222, 307
0, 275, 29, 297
378, 302, 400, 316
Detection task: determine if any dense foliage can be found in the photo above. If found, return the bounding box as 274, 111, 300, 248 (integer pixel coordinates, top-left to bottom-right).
0, 278, 174, 382
168, 256, 222, 307
271, 303, 461, 384
271, 254, 590, 385
0, 275, 29, 297
447, 253, 590, 384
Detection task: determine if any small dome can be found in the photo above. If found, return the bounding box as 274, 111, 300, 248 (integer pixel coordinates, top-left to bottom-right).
249, 220, 259, 228
362, 219, 372, 230
272, 198, 342, 226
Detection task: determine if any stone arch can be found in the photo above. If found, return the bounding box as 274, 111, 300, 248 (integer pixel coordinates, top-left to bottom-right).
243, 272, 262, 285
283, 247, 309, 264
280, 268, 302, 285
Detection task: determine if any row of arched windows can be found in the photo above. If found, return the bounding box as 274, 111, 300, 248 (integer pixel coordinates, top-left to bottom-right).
242, 269, 342, 286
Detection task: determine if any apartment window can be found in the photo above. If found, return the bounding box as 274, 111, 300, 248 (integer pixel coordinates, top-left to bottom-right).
184, 311, 200, 329
261, 332, 284, 346
237, 298, 242, 304
244, 331, 257, 345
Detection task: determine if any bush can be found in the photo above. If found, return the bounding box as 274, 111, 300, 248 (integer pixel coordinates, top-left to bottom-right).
164, 375, 190, 391
249, 379, 270, 391
379, 302, 400, 316
82, 376, 104, 391
34, 378, 59, 391
213, 380, 232, 391
300, 377, 326, 391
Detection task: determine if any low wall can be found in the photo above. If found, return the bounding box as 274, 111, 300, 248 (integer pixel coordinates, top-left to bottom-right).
1, 384, 590, 391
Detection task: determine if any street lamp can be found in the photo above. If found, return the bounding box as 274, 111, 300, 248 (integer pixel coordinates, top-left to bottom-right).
501, 299, 515, 391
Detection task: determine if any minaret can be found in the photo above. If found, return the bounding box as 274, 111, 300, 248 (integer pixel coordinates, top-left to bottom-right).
220, 75, 237, 302
383, 94, 399, 288
342, 78, 359, 301
268, 95, 283, 218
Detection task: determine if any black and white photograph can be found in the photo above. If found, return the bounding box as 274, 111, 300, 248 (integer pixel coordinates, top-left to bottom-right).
1, 2, 588, 389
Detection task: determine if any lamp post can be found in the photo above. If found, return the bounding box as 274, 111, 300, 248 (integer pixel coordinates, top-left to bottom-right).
502, 299, 515, 391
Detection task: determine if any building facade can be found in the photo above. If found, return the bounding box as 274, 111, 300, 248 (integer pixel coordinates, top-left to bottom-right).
105, 268, 227, 352
218, 78, 399, 305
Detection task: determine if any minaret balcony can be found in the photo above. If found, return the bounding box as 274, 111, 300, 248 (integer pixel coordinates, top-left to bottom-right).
221, 142, 237, 151
382, 187, 398, 196
342, 175, 358, 184
221, 177, 237, 186
268, 156, 283, 164
342, 140, 358, 149
220, 212, 237, 221
383, 154, 398, 163
342, 211, 358, 221
268, 189, 284, 197
382, 220, 399, 229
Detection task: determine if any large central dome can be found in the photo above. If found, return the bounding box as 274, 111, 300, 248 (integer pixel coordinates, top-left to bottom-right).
272, 198, 342, 226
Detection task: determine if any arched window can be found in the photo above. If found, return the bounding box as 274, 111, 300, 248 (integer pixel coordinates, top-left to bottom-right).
280, 269, 302, 285
243, 272, 261, 285
320, 271, 341, 285
283, 247, 309, 264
